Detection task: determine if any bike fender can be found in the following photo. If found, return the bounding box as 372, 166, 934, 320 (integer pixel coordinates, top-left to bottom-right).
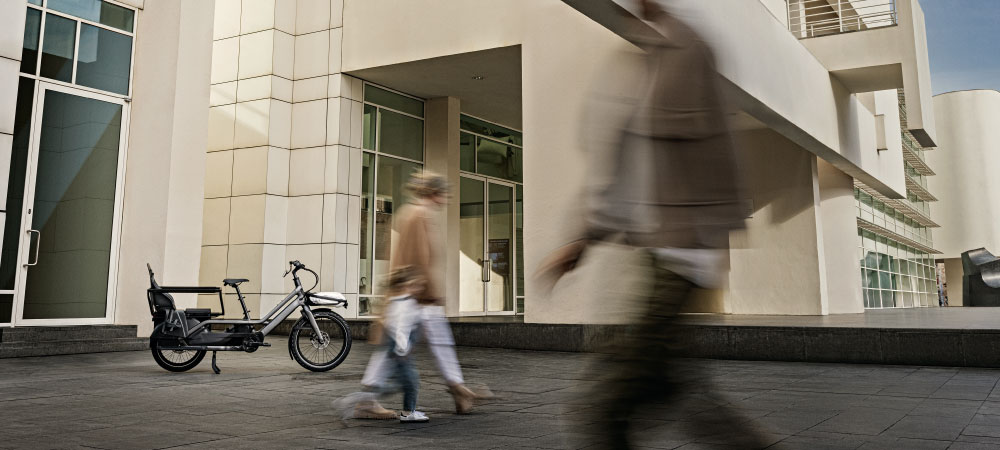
308, 307, 348, 315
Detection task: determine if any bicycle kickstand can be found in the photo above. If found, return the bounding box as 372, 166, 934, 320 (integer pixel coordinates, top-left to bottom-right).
211, 351, 221, 374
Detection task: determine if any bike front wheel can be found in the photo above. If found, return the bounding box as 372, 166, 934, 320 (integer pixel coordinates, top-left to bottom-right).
288, 310, 352, 372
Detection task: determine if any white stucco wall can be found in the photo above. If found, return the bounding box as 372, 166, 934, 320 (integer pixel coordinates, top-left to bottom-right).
758, 0, 788, 28
338, 0, 927, 320
116, 0, 215, 336
728, 130, 826, 315
927, 90, 1000, 260
798, 0, 937, 149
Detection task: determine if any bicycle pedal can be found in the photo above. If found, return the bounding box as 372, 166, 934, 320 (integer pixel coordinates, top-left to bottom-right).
261, 343, 271, 347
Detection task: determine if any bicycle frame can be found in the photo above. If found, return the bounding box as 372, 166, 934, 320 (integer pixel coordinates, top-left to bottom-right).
183, 285, 315, 339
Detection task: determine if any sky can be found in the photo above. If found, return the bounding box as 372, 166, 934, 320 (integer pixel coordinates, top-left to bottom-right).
920, 0, 1000, 94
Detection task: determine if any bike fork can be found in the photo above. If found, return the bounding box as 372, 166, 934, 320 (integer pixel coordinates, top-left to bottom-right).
303, 308, 328, 346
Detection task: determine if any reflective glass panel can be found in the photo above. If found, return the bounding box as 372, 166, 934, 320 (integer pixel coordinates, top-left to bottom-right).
40, 14, 76, 83
22, 8, 41, 74
378, 109, 423, 161
460, 132, 475, 172
476, 137, 522, 183
23, 90, 123, 319
0, 78, 36, 323
459, 177, 485, 313
76, 24, 131, 95
460, 115, 522, 147
48, 0, 135, 32
487, 183, 513, 313
516, 184, 524, 302
362, 104, 376, 150
359, 153, 374, 297
29, 0, 42, 5
371, 156, 421, 296
364, 85, 423, 118
881, 290, 895, 308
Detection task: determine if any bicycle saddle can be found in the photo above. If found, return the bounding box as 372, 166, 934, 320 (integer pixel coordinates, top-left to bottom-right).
223, 278, 249, 287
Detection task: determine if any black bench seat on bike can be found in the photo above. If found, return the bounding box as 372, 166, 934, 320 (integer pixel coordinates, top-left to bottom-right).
146, 264, 225, 336
223, 278, 249, 287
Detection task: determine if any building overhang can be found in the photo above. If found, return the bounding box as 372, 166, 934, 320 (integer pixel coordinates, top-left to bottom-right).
799, 0, 938, 148
345, 45, 522, 128
561, 0, 909, 199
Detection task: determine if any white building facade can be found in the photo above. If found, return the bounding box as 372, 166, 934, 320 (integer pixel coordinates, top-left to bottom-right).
0, 0, 986, 335
0, 0, 211, 335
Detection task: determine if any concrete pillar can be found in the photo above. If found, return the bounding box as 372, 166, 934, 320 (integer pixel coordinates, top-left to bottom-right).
116, 0, 215, 335
728, 129, 826, 315
424, 97, 462, 316
818, 159, 865, 314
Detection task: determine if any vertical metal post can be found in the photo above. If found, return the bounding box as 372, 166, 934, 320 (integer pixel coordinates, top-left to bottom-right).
838, 0, 844, 32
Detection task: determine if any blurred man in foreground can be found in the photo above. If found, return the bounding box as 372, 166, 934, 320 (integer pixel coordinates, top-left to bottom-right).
538, 0, 770, 447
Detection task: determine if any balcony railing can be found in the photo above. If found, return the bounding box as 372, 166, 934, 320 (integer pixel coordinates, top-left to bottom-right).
788, 0, 897, 39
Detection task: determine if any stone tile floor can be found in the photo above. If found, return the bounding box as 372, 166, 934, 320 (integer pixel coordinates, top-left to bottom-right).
3, 342, 1000, 449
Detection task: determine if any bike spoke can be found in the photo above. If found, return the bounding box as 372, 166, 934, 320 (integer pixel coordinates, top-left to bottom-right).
295, 316, 347, 366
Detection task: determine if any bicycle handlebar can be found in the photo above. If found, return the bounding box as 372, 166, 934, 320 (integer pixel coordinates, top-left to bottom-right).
287, 260, 319, 292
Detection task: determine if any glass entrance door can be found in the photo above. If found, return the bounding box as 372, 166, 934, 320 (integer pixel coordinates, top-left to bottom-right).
459, 176, 516, 315
11, 82, 127, 325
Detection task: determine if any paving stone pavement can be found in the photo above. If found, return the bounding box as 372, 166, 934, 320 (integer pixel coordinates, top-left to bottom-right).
3, 342, 1000, 449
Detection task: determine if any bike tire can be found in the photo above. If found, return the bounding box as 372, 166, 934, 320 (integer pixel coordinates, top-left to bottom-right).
150, 326, 206, 372
288, 311, 352, 372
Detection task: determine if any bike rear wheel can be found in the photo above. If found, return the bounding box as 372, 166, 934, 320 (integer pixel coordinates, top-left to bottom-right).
151, 327, 206, 372
288, 311, 351, 372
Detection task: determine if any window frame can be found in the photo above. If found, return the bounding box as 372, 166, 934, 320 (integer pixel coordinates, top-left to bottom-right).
23, 0, 137, 100
358, 82, 426, 317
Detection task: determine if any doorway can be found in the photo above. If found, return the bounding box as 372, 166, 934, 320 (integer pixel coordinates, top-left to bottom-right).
3, 81, 128, 325
459, 176, 516, 315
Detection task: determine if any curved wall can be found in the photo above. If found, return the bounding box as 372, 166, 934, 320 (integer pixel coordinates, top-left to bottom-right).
928, 90, 1000, 259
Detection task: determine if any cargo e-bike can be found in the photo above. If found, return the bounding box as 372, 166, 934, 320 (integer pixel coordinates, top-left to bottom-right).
146, 260, 351, 373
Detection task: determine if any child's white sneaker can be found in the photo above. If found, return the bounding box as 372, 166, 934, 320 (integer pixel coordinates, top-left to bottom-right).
398, 410, 430, 423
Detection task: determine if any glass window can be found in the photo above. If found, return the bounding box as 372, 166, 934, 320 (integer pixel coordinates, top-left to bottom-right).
516, 184, 524, 303
29, 0, 42, 5
460, 115, 522, 147
359, 153, 375, 297
47, 0, 134, 32
476, 137, 522, 183
881, 290, 895, 308
878, 253, 890, 271
865, 269, 879, 289
370, 156, 421, 295
0, 78, 37, 322
378, 109, 423, 161
364, 85, 423, 118
22, 90, 124, 319
40, 13, 76, 82
22, 8, 41, 74
460, 132, 475, 172
76, 24, 132, 95
362, 104, 376, 150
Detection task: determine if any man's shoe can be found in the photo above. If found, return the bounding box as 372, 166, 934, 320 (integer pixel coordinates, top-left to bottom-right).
449, 384, 476, 414
353, 400, 398, 420
399, 410, 430, 423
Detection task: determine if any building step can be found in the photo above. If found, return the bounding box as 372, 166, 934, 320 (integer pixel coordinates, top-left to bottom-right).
0, 337, 148, 359
0, 325, 139, 343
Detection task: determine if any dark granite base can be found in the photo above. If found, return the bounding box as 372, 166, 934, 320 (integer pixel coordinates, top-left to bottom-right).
272, 319, 1000, 367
